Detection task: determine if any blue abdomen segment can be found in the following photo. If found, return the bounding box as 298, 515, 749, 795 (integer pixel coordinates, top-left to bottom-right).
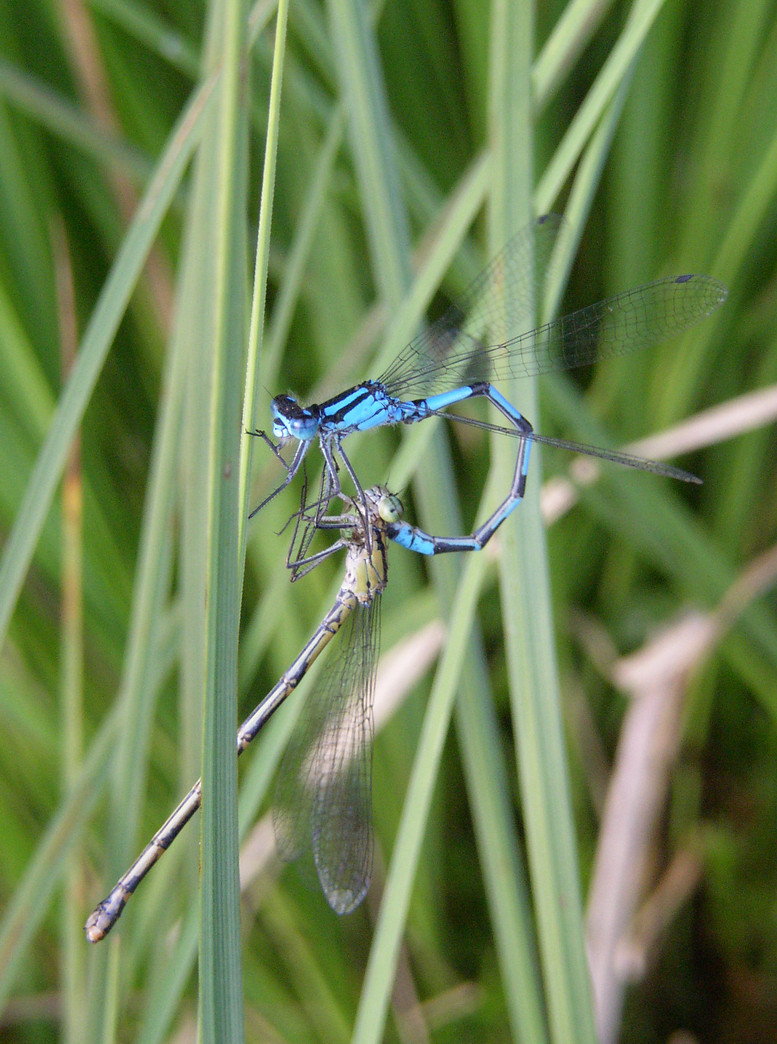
399, 381, 531, 434
387, 425, 532, 555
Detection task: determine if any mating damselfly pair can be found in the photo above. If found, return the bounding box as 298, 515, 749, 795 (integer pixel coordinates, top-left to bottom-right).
86, 217, 726, 937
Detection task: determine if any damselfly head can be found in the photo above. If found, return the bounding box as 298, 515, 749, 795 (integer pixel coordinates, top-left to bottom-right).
271, 395, 321, 440
376, 491, 403, 524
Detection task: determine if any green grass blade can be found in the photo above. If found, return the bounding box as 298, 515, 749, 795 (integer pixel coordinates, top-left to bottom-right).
0, 710, 118, 1010
0, 78, 215, 648
537, 0, 668, 207
241, 0, 290, 543
488, 0, 598, 1041
183, 0, 251, 1038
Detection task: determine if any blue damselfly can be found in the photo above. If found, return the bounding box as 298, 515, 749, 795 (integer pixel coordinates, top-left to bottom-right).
251, 217, 726, 562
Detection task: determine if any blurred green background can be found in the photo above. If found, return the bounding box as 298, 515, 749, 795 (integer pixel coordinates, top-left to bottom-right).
0, 0, 775, 1041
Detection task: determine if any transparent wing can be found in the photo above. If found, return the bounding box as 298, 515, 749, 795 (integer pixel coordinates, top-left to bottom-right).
273, 597, 379, 914
379, 216, 726, 399
311, 597, 378, 913
379, 214, 564, 396
418, 411, 701, 483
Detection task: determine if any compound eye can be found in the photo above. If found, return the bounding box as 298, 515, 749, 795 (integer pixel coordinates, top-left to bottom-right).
378, 493, 403, 524
270, 396, 294, 435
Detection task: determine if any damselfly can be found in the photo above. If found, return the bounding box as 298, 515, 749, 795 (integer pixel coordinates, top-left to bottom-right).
250, 216, 727, 560
86, 484, 517, 940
